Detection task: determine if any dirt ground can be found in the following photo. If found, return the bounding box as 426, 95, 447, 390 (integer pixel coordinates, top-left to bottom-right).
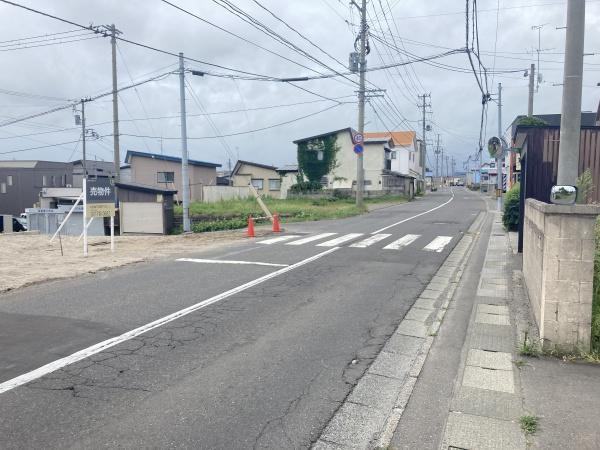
0, 229, 270, 293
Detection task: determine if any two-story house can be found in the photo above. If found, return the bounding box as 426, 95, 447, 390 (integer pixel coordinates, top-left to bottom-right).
293, 128, 416, 195
123, 150, 221, 202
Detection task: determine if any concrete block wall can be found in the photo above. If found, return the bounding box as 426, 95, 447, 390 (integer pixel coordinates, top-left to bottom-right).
523, 199, 600, 351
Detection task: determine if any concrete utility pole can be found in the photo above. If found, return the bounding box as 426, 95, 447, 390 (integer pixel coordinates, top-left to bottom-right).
557, 0, 585, 186
419, 94, 431, 189
440, 148, 444, 185
435, 133, 440, 188
110, 24, 121, 184
497, 82, 503, 211
528, 63, 536, 116
178, 52, 191, 233
355, 0, 367, 208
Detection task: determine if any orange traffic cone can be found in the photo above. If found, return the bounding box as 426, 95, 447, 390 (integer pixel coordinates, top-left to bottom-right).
247, 216, 255, 238
272, 214, 280, 232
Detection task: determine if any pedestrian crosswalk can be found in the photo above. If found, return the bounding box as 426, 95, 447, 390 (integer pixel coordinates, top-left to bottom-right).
257, 232, 454, 253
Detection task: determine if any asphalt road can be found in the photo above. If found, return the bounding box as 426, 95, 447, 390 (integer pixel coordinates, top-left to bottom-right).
0, 187, 485, 449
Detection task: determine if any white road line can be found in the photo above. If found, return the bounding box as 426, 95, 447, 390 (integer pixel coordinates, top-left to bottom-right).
383, 234, 421, 250
0, 247, 339, 395
177, 258, 289, 268
285, 233, 337, 246
423, 236, 453, 252
371, 189, 455, 234
316, 233, 364, 247
349, 233, 392, 248
257, 235, 301, 245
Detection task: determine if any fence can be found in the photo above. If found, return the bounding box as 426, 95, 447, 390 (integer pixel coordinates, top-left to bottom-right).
26, 206, 105, 236
201, 185, 250, 203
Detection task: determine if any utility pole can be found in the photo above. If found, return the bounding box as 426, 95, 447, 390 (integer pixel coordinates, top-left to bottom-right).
418, 93, 431, 190
355, 0, 367, 208
528, 63, 536, 116
178, 53, 191, 233
531, 24, 546, 92
440, 147, 444, 185
497, 82, 503, 211
109, 24, 121, 184
435, 133, 441, 189
557, 0, 585, 186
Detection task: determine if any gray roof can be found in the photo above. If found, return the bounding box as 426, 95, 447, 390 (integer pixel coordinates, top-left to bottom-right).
125, 150, 221, 168
293, 127, 355, 144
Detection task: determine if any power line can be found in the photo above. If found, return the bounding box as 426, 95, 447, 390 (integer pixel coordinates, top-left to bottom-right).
0, 0, 278, 80
0, 28, 84, 44
0, 35, 103, 52
120, 103, 345, 140
160, 0, 332, 78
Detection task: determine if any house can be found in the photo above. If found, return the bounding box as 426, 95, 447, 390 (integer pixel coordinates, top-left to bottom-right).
276, 164, 300, 199
293, 128, 414, 196
72, 159, 115, 188
0, 160, 73, 215
124, 150, 221, 202
231, 160, 282, 198
364, 131, 422, 179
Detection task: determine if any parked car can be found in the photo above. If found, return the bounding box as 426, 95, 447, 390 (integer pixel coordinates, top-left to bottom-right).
0, 217, 26, 232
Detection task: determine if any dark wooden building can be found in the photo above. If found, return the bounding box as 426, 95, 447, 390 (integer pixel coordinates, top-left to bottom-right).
513, 119, 600, 252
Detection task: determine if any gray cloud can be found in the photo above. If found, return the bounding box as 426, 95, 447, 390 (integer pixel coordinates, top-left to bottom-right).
0, 0, 599, 171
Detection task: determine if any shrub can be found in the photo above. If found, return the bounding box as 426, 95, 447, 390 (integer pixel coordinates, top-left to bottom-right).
503, 182, 520, 231
576, 168, 594, 204
517, 116, 548, 127
289, 180, 323, 193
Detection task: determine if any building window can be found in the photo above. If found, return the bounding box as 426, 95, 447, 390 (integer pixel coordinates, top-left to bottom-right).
157, 171, 175, 183
51, 175, 55, 187
0, 182, 5, 194
251, 178, 264, 190
269, 178, 281, 191
42, 175, 48, 186
6, 175, 13, 186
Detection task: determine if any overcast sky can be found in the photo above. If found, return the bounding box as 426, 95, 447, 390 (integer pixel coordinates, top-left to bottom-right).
0, 0, 599, 171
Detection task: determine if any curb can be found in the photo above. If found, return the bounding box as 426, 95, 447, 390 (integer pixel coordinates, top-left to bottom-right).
312, 210, 488, 449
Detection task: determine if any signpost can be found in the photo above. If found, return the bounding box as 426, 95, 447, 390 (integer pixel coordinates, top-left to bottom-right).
83, 177, 115, 256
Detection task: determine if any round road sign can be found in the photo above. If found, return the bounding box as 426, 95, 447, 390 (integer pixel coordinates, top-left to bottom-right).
353, 133, 364, 144
353, 143, 364, 154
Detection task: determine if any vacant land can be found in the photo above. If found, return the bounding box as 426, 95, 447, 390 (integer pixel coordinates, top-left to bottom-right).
177, 194, 409, 232
0, 229, 268, 293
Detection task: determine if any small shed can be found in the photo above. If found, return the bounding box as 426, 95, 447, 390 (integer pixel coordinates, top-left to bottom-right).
117, 182, 177, 235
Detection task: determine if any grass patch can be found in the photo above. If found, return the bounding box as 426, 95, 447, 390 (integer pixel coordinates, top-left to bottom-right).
519, 331, 540, 357
173, 194, 408, 233
513, 359, 527, 369
519, 415, 539, 435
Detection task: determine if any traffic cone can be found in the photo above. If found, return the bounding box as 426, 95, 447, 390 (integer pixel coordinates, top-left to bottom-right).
247, 216, 255, 238
272, 214, 280, 232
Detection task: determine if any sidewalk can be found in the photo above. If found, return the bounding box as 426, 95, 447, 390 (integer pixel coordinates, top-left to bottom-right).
389, 207, 600, 449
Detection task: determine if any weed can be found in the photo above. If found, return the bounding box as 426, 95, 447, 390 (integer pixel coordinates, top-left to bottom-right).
519, 331, 540, 357
513, 359, 527, 369
519, 415, 539, 435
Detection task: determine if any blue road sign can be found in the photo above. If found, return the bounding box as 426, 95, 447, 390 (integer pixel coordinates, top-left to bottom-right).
353, 143, 364, 154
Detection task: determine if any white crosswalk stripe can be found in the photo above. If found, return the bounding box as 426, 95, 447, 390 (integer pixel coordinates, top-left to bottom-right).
423, 236, 453, 252
257, 235, 302, 245
350, 233, 392, 248
316, 233, 364, 247
286, 233, 337, 246
383, 234, 421, 250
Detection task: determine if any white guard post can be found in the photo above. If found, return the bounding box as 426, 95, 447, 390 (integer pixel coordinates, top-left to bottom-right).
110, 215, 114, 252
83, 177, 88, 257
49, 192, 83, 243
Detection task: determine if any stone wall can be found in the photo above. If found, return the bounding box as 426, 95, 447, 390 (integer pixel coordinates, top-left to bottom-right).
523, 199, 599, 351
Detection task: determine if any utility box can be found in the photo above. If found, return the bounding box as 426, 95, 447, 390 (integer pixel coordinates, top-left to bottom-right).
349, 52, 359, 73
